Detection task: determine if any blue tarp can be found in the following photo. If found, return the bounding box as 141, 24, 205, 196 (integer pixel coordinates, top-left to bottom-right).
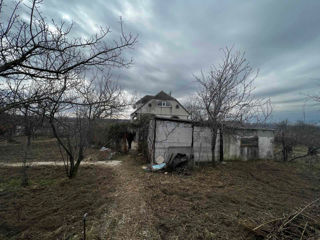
151, 163, 166, 171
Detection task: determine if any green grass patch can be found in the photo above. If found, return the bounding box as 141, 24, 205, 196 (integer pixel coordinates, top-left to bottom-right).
0, 178, 21, 191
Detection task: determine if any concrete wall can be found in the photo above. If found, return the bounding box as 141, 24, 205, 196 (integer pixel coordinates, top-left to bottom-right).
223, 129, 274, 160
153, 120, 192, 162
147, 119, 155, 163
223, 133, 241, 160
135, 99, 189, 119
193, 126, 220, 162
257, 130, 274, 159
148, 118, 274, 163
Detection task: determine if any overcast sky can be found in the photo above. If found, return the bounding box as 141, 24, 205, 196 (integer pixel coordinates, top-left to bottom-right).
40, 0, 320, 122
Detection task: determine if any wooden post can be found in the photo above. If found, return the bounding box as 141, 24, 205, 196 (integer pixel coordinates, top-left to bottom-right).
191, 123, 194, 165
219, 125, 224, 162
152, 119, 157, 166
83, 213, 88, 240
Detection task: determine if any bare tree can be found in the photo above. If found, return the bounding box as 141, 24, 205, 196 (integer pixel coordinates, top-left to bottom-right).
184, 96, 206, 122
77, 72, 127, 143
42, 73, 128, 178
0, 0, 137, 178
50, 111, 89, 178
0, 0, 137, 114
275, 120, 294, 162
194, 47, 272, 164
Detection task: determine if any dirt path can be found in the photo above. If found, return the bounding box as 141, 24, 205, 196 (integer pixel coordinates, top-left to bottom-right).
102, 154, 160, 240
0, 160, 122, 167
0, 153, 160, 239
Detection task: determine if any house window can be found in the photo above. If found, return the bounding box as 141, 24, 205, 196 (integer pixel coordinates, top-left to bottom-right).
158, 101, 171, 107
176, 104, 180, 109
148, 103, 152, 107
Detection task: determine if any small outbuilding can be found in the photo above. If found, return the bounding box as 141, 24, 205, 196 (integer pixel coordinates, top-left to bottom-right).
147, 117, 274, 164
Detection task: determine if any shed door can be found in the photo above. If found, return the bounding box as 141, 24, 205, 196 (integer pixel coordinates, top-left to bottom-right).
240, 136, 259, 160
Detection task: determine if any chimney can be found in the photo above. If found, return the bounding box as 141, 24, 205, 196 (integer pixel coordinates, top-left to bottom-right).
169, 91, 171, 96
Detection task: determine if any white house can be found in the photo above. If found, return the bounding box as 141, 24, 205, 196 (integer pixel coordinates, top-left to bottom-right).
131, 91, 189, 120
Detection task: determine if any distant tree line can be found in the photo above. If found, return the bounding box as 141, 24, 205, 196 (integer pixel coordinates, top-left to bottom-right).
275, 121, 320, 162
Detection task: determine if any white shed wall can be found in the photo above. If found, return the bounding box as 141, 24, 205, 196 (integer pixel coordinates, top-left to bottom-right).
154, 120, 192, 161
258, 135, 274, 159
148, 118, 274, 163
223, 134, 242, 160
193, 126, 220, 162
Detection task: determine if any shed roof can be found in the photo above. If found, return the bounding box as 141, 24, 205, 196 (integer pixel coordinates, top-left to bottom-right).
153, 116, 275, 131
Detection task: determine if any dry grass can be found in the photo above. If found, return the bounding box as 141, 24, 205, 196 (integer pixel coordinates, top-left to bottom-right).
0, 137, 61, 163
0, 137, 105, 163
127, 155, 320, 240
102, 155, 161, 240
0, 165, 116, 240
0, 137, 118, 240
1, 138, 319, 240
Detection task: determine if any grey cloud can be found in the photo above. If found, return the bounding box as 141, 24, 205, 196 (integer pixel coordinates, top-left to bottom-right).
39, 0, 320, 122
256, 78, 318, 98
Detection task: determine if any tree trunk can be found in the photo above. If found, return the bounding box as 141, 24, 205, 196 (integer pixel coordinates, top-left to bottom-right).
67, 147, 84, 179
219, 127, 224, 162
68, 159, 82, 178
68, 162, 78, 179
281, 131, 287, 162
211, 128, 217, 165
68, 157, 75, 178
21, 134, 31, 187
21, 108, 31, 187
